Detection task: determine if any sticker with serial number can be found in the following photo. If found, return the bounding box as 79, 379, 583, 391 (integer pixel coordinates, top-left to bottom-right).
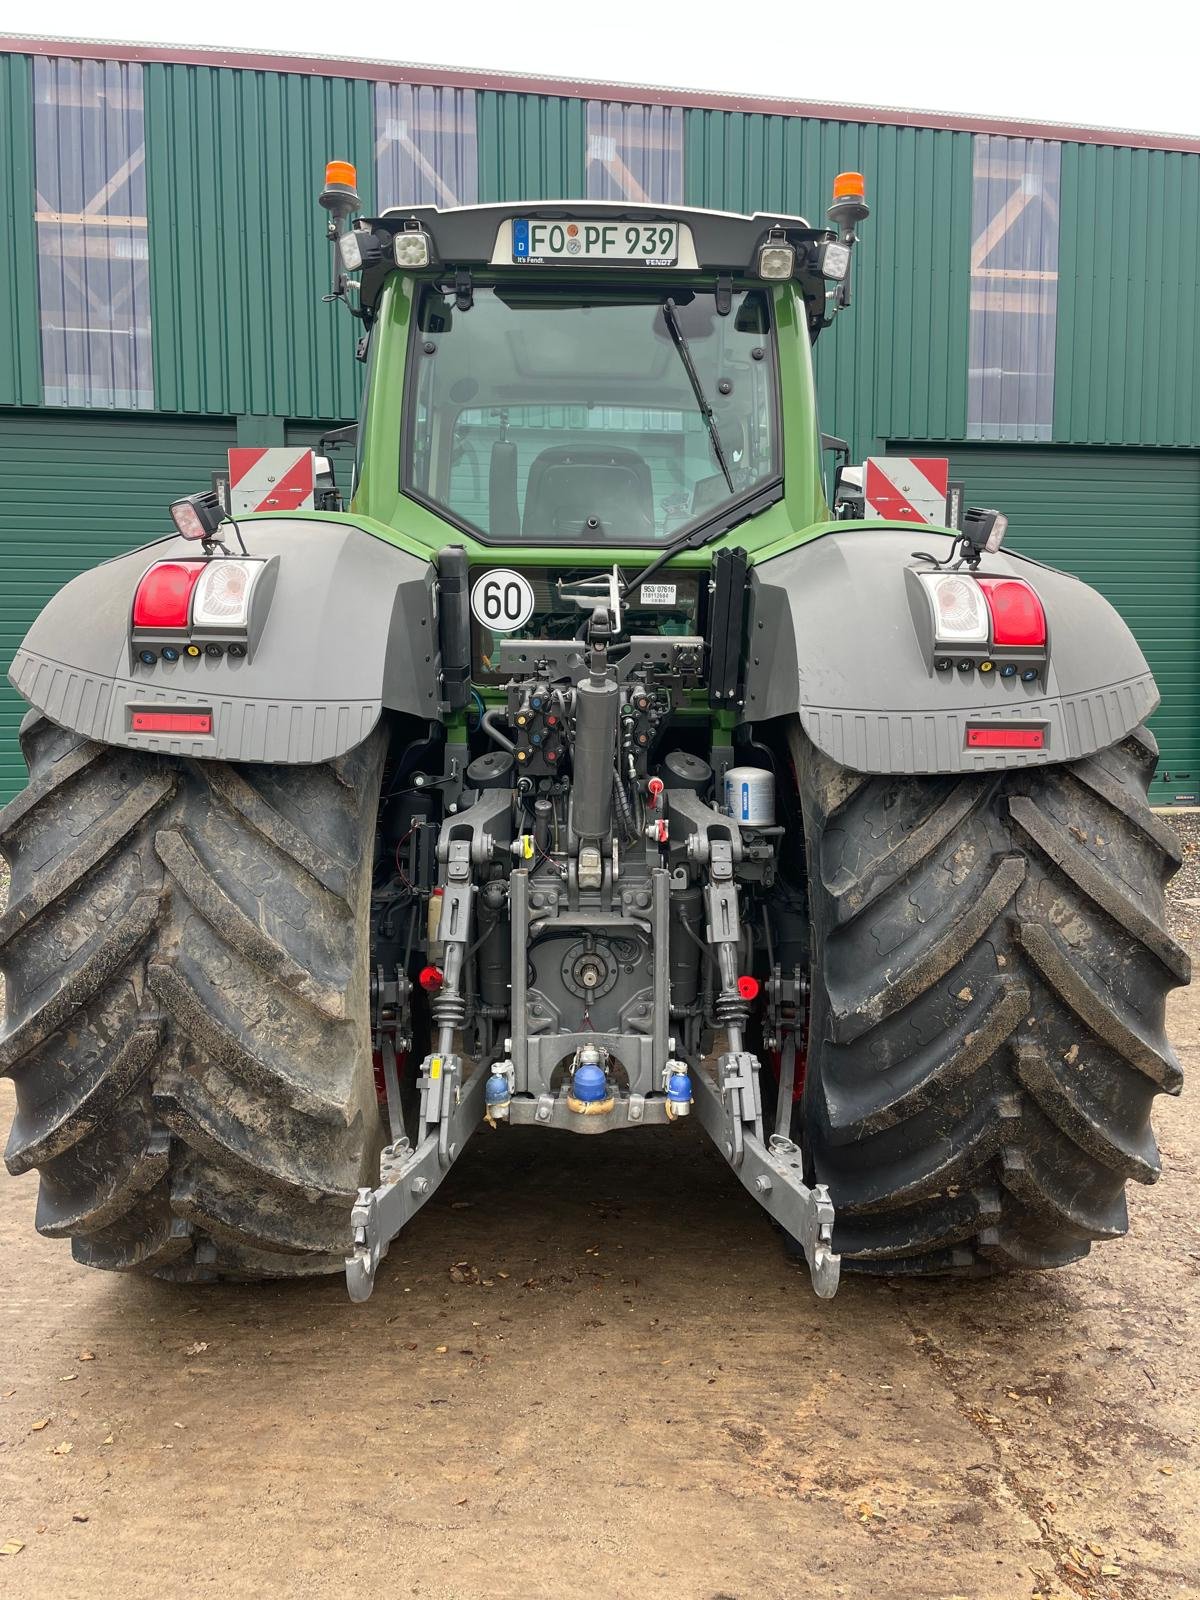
639, 582, 677, 605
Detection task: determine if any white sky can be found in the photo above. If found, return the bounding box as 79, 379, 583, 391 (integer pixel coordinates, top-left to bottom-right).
9, 0, 1200, 139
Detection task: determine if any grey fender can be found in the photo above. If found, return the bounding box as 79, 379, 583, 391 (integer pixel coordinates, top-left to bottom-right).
8, 518, 440, 764
743, 527, 1158, 774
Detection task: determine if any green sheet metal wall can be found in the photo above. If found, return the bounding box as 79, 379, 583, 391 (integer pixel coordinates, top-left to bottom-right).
1053, 145, 1200, 447
921, 445, 1200, 801
0, 54, 41, 407
684, 112, 973, 459
143, 63, 374, 422
0, 413, 235, 803
476, 92, 586, 202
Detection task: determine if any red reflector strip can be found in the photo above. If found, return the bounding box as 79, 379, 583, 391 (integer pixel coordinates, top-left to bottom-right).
130, 710, 212, 734
966, 726, 1045, 750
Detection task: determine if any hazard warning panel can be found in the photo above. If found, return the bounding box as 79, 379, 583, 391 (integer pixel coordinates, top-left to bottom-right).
863, 457, 950, 525
227, 447, 316, 515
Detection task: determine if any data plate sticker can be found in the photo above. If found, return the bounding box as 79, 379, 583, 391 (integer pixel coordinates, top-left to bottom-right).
471, 569, 536, 632
639, 583, 678, 605
512, 218, 679, 266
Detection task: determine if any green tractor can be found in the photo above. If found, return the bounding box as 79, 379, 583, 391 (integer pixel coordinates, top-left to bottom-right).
0, 162, 1186, 1300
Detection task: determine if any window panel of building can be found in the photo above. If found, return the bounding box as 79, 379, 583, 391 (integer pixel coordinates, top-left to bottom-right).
586, 101, 683, 203
375, 83, 478, 210
967, 134, 1061, 441
32, 56, 153, 409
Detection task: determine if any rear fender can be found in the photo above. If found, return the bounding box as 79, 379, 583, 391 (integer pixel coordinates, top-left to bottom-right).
8, 518, 440, 764
744, 527, 1158, 774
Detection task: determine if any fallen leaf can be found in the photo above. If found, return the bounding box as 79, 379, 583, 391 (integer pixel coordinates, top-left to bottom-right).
0, 1542, 25, 1557
30, 1418, 50, 1433
1007, 1390, 1021, 1400
448, 1263, 479, 1285
455, 1497, 468, 1506
51, 1441, 72, 1456
435, 1345, 448, 1354
481, 1278, 495, 1287
79, 1352, 95, 1363
498, 1271, 510, 1280
1100, 1566, 1121, 1577
1158, 1465, 1175, 1475
59, 1374, 78, 1383
3, 1390, 15, 1399
71, 1513, 88, 1524
102, 1435, 114, 1446
183, 1342, 208, 1357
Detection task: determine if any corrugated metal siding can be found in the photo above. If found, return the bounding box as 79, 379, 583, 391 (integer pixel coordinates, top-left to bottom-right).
476, 92, 586, 201
0, 54, 42, 406
0, 413, 236, 803
374, 82, 477, 210
923, 445, 1200, 800
1054, 144, 1200, 446
143, 63, 374, 420
585, 101, 683, 202
684, 112, 972, 458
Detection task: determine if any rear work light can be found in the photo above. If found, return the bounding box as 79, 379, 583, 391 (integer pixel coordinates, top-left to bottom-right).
976, 578, 1047, 648
132, 562, 204, 630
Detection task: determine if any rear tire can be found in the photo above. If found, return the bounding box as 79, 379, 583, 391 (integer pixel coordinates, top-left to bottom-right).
0, 713, 386, 1282
795, 724, 1188, 1276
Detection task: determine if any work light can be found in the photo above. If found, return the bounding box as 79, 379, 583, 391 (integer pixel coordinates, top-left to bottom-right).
964, 506, 1008, 555
757, 229, 796, 280
394, 227, 433, 269
338, 228, 383, 273
817, 239, 852, 280
169, 491, 224, 542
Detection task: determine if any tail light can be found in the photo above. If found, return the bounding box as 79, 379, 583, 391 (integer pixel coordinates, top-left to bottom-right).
132, 562, 204, 630
976, 578, 1047, 648
191, 559, 267, 630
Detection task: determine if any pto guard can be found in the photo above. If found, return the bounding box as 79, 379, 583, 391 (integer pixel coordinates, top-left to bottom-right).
745, 527, 1159, 774
8, 518, 440, 764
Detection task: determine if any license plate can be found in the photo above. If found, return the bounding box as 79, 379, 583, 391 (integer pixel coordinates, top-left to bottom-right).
512, 218, 679, 266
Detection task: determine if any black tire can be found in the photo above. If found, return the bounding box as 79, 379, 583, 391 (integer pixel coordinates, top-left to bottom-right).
796, 723, 1188, 1276
0, 713, 387, 1282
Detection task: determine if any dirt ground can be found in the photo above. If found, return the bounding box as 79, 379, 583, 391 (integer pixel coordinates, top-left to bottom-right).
0, 945, 1197, 1598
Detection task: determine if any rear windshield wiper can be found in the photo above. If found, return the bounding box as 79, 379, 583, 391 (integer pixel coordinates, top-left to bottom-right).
662, 298, 735, 496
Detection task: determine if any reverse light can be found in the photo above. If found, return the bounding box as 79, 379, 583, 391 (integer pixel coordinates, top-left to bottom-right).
394, 227, 432, 269
757, 229, 796, 280
191, 559, 266, 630
977, 578, 1047, 648
132, 562, 204, 630
918, 572, 989, 644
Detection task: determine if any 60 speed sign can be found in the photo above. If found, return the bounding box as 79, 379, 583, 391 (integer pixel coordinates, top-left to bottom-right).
470, 569, 536, 632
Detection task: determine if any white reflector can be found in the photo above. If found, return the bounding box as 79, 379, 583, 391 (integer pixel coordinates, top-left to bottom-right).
191, 559, 265, 630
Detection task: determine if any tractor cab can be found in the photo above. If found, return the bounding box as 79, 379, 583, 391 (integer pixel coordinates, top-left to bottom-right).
319, 181, 870, 564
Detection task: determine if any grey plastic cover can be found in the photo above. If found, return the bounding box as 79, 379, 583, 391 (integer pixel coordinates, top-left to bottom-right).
9, 519, 440, 765
744, 528, 1158, 774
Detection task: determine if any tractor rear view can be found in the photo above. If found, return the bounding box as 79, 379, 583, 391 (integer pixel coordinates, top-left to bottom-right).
0, 165, 1186, 1299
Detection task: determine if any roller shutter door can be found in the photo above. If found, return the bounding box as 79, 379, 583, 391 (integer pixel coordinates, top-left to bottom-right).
893, 445, 1200, 803
0, 413, 235, 802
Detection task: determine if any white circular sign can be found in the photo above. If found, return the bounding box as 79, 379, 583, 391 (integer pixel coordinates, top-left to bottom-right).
470, 569, 535, 632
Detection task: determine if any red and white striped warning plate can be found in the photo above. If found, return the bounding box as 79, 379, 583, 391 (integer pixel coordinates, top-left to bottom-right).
228, 447, 316, 515
864, 457, 949, 525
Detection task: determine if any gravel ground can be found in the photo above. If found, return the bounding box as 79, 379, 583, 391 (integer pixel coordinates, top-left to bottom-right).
1161, 809, 1200, 944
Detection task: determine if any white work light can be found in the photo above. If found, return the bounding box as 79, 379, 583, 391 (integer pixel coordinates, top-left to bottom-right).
169, 491, 224, 542
817, 240, 852, 281
394, 228, 433, 269
757, 229, 796, 280
338, 229, 383, 273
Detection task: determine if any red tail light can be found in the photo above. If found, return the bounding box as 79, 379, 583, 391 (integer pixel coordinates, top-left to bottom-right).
132, 562, 203, 629
977, 578, 1046, 648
